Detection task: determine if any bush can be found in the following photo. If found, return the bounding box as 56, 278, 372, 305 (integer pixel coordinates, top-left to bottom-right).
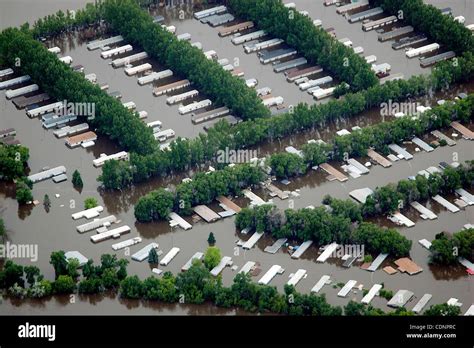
84, 197, 98, 209
53, 275, 76, 294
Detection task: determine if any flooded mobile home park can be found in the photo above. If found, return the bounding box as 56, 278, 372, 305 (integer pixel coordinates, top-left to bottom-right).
0, 0, 473, 316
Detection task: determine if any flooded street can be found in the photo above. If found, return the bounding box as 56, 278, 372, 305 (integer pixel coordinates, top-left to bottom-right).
1, 0, 473, 315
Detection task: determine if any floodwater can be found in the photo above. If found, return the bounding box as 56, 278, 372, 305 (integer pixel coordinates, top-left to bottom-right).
1, 0, 473, 315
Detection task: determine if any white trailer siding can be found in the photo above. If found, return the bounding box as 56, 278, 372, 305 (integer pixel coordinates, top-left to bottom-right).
87, 35, 124, 50
238, 261, 256, 275
101, 45, 133, 59
287, 269, 306, 286
433, 195, 460, 213
160, 247, 180, 266
125, 63, 152, 76
27, 102, 63, 118
291, 240, 313, 259
0, 75, 30, 90
112, 52, 148, 68
90, 225, 131, 243
93, 151, 129, 167
313, 87, 335, 100
361, 284, 382, 304
112, 237, 142, 251
242, 232, 264, 249
258, 265, 284, 285
231, 30, 267, 45
337, 280, 357, 297
5, 84, 39, 99
210, 256, 232, 276
76, 215, 117, 233
412, 294, 433, 313
316, 242, 338, 262
178, 99, 212, 114
169, 212, 192, 230
311, 275, 331, 293
59, 56, 73, 65
138, 70, 173, 85
166, 90, 199, 105
72, 206, 104, 220
0, 68, 14, 78
406, 43, 440, 58
181, 252, 204, 271
132, 243, 159, 262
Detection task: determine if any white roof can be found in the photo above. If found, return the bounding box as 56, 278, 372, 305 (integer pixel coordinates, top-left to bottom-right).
361, 284, 383, 304
210, 256, 232, 276
160, 247, 180, 266
311, 275, 330, 293
181, 252, 204, 271
337, 280, 357, 297
238, 261, 256, 275
287, 269, 306, 286
412, 294, 432, 313
242, 232, 264, 249
387, 290, 414, 307
90, 225, 130, 243
316, 242, 338, 262
132, 243, 159, 262
71, 206, 104, 220
258, 265, 283, 285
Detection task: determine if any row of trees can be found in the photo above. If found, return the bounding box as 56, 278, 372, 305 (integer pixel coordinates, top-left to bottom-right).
134, 163, 265, 222
333, 95, 474, 160
102, 0, 269, 120
26, 3, 104, 38
266, 95, 474, 179
228, 0, 378, 91
1, 250, 461, 315
369, 0, 474, 54
362, 162, 474, 217
100, 54, 474, 189
1, 251, 129, 298
235, 203, 412, 257
429, 229, 474, 265
0, 28, 157, 156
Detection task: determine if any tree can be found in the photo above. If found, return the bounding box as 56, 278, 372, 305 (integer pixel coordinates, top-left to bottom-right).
207, 232, 216, 246
424, 303, 461, 316
67, 258, 80, 280
78, 278, 104, 294
430, 229, 474, 265
15, 180, 33, 204
84, 197, 98, 209
120, 275, 144, 299
49, 251, 68, 279
344, 301, 367, 316
117, 259, 129, 281
267, 152, 306, 179
24, 265, 41, 287
148, 248, 159, 264
203, 247, 221, 270
72, 170, 83, 188
28, 279, 52, 298
0, 260, 24, 288
53, 275, 76, 294
101, 268, 120, 289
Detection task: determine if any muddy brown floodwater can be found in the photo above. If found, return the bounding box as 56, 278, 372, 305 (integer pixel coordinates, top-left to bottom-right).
0, 0, 473, 315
